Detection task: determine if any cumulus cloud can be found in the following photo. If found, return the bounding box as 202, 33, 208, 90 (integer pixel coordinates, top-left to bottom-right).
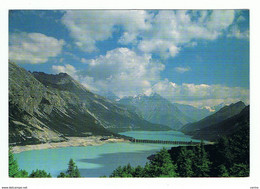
55, 10, 249, 107
52, 48, 164, 97
61, 10, 242, 58
175, 66, 191, 73
138, 10, 236, 58
9, 32, 65, 64
51, 55, 248, 107
227, 25, 249, 39
61, 10, 152, 52
149, 79, 249, 107
52, 64, 77, 76
80, 58, 88, 63
206, 10, 235, 31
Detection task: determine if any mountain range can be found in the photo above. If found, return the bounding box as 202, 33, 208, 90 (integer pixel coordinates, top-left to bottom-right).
191, 105, 249, 141
118, 93, 196, 130
9, 61, 249, 145
180, 101, 248, 140
173, 103, 213, 121
9, 62, 170, 145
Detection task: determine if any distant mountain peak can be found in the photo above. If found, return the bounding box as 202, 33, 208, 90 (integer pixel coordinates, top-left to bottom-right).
199, 102, 244, 113
33, 71, 69, 77
135, 92, 162, 99
32, 71, 89, 93
233, 101, 245, 106
218, 101, 245, 112
118, 92, 194, 130
57, 72, 70, 78
32, 71, 71, 81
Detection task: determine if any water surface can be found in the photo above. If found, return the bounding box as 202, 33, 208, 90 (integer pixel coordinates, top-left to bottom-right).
119, 130, 201, 142
15, 130, 197, 177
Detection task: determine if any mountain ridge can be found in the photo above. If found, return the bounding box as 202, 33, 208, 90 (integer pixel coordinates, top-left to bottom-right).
173, 103, 212, 121
191, 105, 249, 141
9, 62, 170, 145
180, 101, 246, 135
118, 93, 194, 130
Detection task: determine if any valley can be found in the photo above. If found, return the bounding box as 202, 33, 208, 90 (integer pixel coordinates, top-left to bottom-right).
9, 62, 249, 178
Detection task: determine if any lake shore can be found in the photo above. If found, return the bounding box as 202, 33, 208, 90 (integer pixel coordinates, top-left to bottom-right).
11, 136, 129, 154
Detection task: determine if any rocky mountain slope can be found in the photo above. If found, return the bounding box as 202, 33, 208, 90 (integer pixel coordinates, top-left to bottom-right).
191, 105, 249, 141
9, 62, 170, 145
118, 93, 194, 130
180, 101, 246, 137
173, 103, 212, 121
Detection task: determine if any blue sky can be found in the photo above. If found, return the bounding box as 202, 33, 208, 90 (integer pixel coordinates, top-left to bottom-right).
9, 10, 249, 107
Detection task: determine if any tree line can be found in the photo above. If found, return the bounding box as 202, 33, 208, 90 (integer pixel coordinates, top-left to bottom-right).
109, 119, 249, 177
9, 151, 80, 178
109, 144, 210, 177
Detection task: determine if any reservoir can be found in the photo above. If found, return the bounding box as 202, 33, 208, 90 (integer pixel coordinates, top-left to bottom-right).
14, 130, 200, 177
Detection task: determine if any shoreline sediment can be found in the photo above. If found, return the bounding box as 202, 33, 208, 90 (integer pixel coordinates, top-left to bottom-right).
11, 136, 128, 154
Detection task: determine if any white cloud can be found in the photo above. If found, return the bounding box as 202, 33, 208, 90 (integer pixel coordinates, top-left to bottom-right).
80, 58, 88, 63
138, 10, 236, 58
52, 64, 77, 76
138, 39, 180, 59
52, 48, 164, 97
150, 79, 249, 107
228, 25, 249, 39
9, 32, 65, 64
54, 10, 248, 107
175, 66, 191, 73
206, 10, 235, 31
61, 10, 245, 59
61, 10, 152, 52
51, 54, 249, 108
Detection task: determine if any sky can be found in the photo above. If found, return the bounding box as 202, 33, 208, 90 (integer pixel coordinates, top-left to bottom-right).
9, 10, 249, 108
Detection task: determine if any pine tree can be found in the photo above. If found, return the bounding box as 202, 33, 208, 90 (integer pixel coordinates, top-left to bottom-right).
215, 137, 234, 168
18, 170, 28, 178
29, 169, 52, 178
110, 164, 134, 177
57, 172, 67, 178
58, 159, 81, 178
142, 162, 152, 177
218, 164, 229, 177
122, 163, 134, 176
133, 165, 145, 177
9, 149, 28, 177
67, 159, 76, 177
74, 166, 81, 178
230, 163, 249, 177
9, 150, 21, 177
176, 147, 194, 177
110, 166, 123, 177
148, 148, 178, 177
193, 142, 211, 177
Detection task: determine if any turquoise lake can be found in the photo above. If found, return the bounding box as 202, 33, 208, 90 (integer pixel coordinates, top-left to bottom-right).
14, 130, 200, 177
